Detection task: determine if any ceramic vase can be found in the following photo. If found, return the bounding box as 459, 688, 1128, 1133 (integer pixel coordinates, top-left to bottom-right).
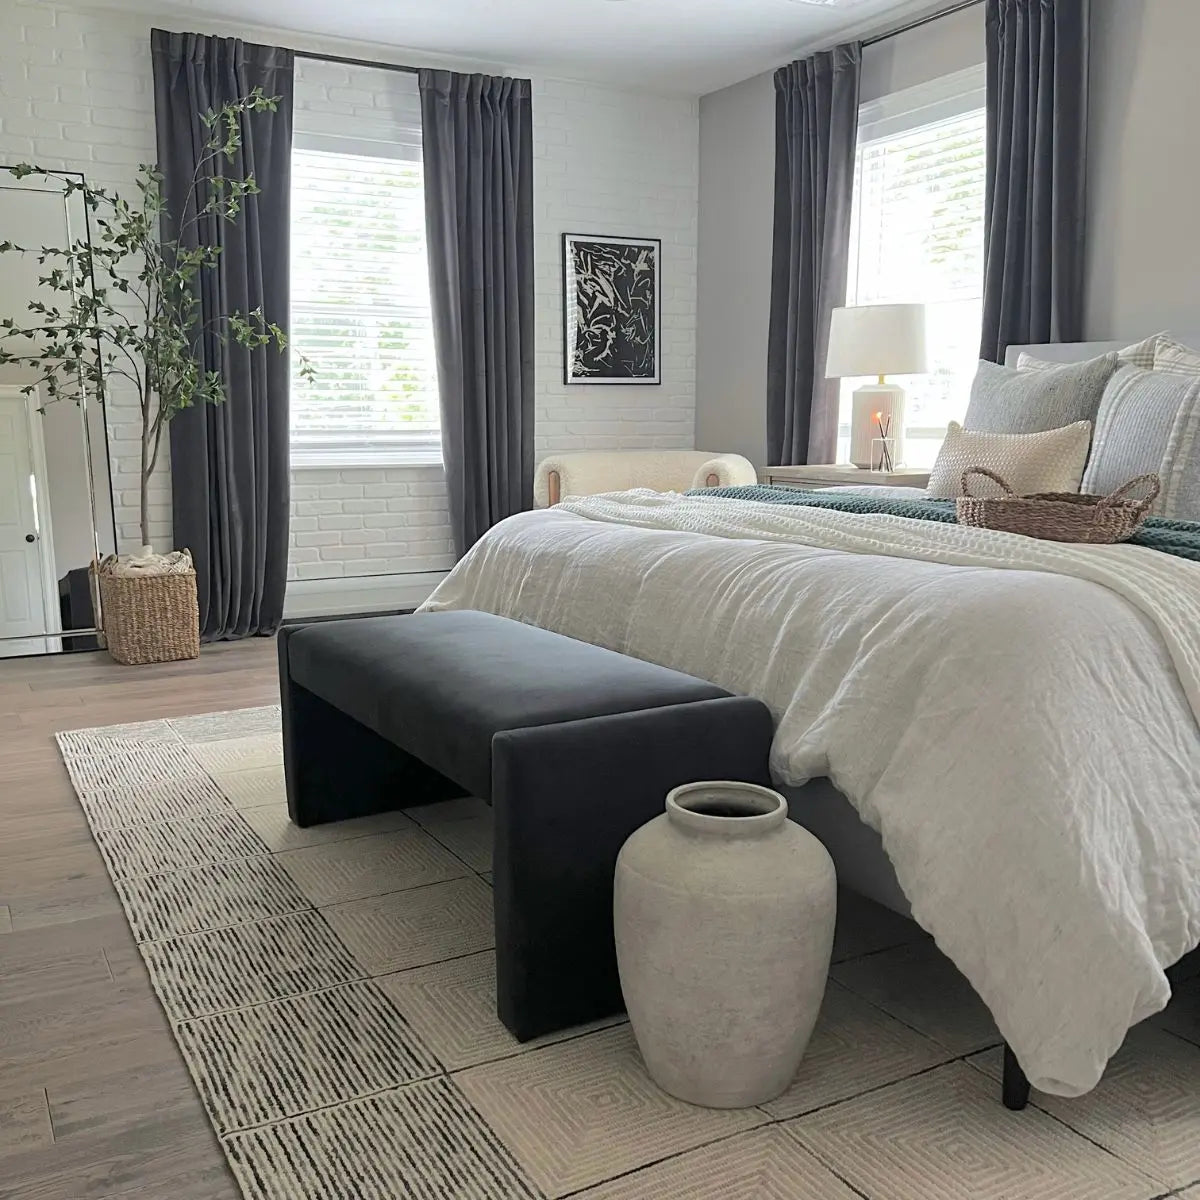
614, 780, 836, 1108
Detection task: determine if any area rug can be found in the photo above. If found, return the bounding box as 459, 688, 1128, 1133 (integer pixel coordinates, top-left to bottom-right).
56, 708, 1198, 1200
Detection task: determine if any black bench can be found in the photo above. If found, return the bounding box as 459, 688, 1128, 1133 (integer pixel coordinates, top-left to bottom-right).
277, 610, 774, 1041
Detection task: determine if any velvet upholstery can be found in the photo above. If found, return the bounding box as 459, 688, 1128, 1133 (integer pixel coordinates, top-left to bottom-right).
282, 610, 729, 800
151, 29, 294, 639
980, 0, 1090, 362
419, 71, 535, 557
767, 43, 862, 466
277, 611, 775, 1039
490, 701, 774, 1038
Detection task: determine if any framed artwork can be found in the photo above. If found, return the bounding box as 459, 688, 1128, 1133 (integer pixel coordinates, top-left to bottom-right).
562, 233, 661, 385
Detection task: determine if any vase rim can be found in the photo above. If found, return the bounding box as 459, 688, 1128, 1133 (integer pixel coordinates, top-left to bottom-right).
665, 781, 787, 837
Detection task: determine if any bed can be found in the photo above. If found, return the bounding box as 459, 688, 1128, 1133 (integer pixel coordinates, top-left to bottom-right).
418, 340, 1200, 1106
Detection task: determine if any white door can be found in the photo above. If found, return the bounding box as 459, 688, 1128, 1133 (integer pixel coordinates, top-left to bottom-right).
0, 392, 53, 654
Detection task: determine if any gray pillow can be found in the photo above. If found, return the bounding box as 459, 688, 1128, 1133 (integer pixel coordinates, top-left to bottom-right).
1082, 366, 1194, 507
965, 353, 1119, 434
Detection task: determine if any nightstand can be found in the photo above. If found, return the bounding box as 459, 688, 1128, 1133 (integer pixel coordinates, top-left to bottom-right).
762, 464, 930, 491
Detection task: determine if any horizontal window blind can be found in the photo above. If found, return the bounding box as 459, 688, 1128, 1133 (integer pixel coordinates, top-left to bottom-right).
839, 98, 987, 469
290, 144, 441, 465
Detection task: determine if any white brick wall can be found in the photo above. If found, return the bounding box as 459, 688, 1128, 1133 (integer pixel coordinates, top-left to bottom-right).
1, 1, 699, 595
533, 79, 699, 455
288, 466, 455, 581
0, 4, 164, 550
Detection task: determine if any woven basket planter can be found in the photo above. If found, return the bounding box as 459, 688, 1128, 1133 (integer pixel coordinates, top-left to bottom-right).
956, 468, 1161, 544
95, 551, 200, 665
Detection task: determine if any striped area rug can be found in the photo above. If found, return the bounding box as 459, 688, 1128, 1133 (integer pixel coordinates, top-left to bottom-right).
56, 708, 1199, 1199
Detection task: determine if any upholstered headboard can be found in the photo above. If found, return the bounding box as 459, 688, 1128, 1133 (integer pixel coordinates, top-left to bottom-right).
1003, 337, 1200, 367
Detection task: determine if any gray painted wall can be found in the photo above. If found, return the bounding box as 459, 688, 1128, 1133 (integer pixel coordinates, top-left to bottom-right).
695, 70, 775, 466
695, 5, 987, 468
1085, 0, 1200, 338
695, 1, 1200, 467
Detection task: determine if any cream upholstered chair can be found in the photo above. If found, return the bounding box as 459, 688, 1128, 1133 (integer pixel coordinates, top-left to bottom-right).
534, 450, 758, 507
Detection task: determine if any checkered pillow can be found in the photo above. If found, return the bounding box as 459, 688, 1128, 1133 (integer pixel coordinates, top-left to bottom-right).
1016, 335, 1161, 372
1153, 335, 1200, 377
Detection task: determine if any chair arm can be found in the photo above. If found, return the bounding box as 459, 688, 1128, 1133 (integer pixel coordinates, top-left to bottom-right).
534, 455, 592, 508
690, 454, 759, 490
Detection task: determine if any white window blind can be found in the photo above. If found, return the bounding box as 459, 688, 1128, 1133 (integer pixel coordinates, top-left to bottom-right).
839, 68, 987, 468
289, 99, 440, 467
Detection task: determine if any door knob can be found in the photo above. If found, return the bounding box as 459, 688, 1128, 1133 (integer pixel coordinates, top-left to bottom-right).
25, 533, 35, 543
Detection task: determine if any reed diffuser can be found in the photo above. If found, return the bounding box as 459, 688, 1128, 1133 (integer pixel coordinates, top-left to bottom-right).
873, 412, 894, 472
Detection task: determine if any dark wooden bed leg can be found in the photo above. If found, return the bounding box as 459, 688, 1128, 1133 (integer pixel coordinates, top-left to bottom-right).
1002, 1043, 1031, 1111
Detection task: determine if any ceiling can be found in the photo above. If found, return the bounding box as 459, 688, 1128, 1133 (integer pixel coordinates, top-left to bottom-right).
96, 0, 941, 95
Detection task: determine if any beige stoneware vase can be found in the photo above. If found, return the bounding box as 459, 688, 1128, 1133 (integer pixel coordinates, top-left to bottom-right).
614, 780, 837, 1108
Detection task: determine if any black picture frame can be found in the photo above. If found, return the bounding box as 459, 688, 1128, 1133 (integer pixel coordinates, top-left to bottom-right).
562, 233, 661, 385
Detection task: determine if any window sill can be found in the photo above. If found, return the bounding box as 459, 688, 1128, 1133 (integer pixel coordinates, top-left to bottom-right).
290, 449, 444, 471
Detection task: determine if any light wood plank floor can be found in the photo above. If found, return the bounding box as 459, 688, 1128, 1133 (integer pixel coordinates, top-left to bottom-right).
0, 639, 280, 1200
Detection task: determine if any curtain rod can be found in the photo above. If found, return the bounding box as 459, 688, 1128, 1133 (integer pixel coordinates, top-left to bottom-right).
861, 0, 984, 49
293, 49, 419, 75
297, 6, 984, 78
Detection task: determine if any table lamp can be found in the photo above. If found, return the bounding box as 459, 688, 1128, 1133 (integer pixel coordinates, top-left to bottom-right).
826, 303, 927, 469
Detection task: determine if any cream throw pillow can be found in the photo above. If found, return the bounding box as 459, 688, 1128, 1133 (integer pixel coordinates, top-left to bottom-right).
928, 421, 1093, 498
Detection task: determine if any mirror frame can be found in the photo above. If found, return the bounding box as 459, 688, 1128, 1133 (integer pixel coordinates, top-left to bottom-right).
0, 166, 120, 653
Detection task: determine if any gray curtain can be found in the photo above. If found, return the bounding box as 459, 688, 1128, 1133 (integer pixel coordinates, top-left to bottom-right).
767, 44, 862, 467
980, 0, 1089, 363
419, 70, 534, 557
151, 30, 293, 640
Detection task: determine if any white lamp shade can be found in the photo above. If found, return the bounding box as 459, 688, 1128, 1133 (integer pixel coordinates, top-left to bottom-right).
825, 303, 928, 378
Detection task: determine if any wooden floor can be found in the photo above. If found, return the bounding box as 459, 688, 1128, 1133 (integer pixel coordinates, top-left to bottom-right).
0, 639, 280, 1200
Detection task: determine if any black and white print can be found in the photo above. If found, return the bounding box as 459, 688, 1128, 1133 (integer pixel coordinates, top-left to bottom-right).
563, 233, 661, 384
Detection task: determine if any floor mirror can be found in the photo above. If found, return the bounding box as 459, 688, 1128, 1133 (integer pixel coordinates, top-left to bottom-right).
0, 169, 118, 658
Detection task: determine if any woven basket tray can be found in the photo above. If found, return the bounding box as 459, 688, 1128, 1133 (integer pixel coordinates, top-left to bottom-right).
955, 467, 1161, 544
95, 551, 200, 665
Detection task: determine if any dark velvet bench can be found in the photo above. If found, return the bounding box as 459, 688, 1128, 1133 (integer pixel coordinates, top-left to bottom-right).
277, 610, 774, 1041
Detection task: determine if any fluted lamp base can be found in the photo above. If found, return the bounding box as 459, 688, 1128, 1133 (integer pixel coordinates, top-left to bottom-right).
849, 382, 905, 470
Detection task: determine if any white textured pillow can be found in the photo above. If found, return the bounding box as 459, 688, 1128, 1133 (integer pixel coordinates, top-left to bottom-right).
1153, 335, 1200, 377
928, 421, 1093, 498
1081, 366, 1194, 507
1016, 335, 1162, 373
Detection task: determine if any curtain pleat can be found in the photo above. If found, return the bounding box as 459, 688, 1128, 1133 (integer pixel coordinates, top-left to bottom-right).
151, 29, 294, 639
419, 70, 534, 557
766, 43, 862, 467
980, 0, 1089, 363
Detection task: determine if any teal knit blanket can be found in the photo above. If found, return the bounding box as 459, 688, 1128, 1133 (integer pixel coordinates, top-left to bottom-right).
690, 486, 1200, 564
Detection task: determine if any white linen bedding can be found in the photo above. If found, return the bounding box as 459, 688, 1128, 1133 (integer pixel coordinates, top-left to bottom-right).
420, 490, 1200, 1097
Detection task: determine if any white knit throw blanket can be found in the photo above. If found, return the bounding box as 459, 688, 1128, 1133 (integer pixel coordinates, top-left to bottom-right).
555, 490, 1200, 726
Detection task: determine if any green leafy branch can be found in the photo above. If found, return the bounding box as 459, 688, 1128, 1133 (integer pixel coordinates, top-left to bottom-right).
0, 87, 313, 549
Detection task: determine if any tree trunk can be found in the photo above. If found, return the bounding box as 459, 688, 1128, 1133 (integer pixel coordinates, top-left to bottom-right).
140, 429, 152, 554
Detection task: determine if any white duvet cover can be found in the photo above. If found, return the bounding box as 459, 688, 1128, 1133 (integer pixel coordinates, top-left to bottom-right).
421, 490, 1200, 1096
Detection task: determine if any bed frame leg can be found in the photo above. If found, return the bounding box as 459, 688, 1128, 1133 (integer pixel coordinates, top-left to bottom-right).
1002, 1043, 1030, 1111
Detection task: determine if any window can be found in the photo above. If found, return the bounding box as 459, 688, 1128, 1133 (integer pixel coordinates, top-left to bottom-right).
838, 67, 987, 468
290, 72, 440, 467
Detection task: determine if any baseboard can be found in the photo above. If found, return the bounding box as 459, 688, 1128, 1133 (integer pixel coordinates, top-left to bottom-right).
282, 571, 448, 620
